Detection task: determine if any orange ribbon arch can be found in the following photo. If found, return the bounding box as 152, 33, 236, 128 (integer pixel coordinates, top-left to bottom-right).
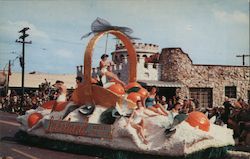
83, 30, 137, 95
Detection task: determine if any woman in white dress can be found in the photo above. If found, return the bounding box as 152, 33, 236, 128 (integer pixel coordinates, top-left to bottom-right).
99, 54, 125, 86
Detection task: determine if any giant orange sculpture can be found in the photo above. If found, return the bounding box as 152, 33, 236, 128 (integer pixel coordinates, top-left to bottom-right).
186, 111, 210, 132
127, 92, 142, 104
28, 112, 43, 128
137, 87, 149, 99
125, 82, 142, 90
41, 100, 56, 109
107, 84, 125, 96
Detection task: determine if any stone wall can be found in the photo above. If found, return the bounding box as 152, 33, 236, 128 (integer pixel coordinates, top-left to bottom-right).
160, 48, 250, 106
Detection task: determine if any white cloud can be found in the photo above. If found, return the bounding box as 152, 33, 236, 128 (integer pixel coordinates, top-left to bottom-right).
213, 10, 249, 24
0, 20, 49, 39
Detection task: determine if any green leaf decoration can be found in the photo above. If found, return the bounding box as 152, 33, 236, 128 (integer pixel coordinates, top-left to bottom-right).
126, 87, 140, 94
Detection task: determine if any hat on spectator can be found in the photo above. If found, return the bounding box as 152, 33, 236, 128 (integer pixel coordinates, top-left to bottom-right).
52, 80, 64, 87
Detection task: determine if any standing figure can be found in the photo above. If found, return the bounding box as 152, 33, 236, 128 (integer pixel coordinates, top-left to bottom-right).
52, 80, 67, 102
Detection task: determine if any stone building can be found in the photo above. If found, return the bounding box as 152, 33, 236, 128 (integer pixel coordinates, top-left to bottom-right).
77, 42, 250, 108
160, 48, 250, 107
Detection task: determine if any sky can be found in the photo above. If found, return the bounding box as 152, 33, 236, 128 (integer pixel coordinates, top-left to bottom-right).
0, 0, 249, 74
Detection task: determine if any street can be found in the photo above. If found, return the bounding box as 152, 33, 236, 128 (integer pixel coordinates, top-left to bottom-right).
0, 111, 99, 159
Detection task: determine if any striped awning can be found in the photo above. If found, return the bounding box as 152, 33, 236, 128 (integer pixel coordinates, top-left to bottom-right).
138, 80, 183, 88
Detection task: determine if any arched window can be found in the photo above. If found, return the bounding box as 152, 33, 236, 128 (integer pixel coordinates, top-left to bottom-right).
142, 54, 148, 63
120, 54, 125, 62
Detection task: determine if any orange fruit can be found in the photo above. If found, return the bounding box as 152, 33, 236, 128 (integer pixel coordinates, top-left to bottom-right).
41, 100, 56, 109
28, 112, 43, 128
107, 84, 125, 96
125, 82, 142, 90
127, 92, 142, 104
54, 101, 69, 112
186, 111, 210, 132
137, 87, 149, 99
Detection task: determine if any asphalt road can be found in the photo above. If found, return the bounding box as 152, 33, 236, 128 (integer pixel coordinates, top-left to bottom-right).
0, 111, 100, 159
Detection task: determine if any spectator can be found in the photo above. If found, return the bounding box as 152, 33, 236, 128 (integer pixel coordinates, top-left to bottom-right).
222, 96, 233, 124
160, 96, 168, 110
167, 98, 174, 111
0, 79, 73, 114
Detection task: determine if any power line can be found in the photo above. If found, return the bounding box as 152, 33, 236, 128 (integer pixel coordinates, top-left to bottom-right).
236, 54, 250, 66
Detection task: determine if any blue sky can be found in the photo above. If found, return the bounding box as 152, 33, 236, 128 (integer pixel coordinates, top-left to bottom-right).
0, 0, 249, 74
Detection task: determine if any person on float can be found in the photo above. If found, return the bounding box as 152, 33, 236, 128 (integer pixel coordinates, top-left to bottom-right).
126, 100, 157, 144
171, 102, 182, 118
99, 54, 125, 87
144, 86, 168, 116
52, 80, 67, 102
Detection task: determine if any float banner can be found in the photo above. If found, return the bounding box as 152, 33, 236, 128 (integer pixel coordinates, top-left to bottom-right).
44, 118, 112, 139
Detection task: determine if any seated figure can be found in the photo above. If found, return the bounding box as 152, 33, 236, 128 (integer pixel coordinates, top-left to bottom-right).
99, 54, 125, 87
144, 86, 168, 116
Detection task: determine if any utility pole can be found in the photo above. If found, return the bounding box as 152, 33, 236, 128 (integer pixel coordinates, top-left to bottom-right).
236, 54, 250, 66
16, 27, 32, 113
5, 60, 11, 95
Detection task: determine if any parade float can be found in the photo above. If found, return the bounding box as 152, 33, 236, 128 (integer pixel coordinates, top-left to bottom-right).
16, 19, 235, 159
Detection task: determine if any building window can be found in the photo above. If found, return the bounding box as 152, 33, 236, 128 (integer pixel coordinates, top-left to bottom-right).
225, 86, 236, 98
120, 54, 125, 63
189, 88, 213, 108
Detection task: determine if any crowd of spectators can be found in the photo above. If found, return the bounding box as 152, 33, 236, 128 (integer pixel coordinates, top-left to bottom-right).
0, 79, 72, 114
